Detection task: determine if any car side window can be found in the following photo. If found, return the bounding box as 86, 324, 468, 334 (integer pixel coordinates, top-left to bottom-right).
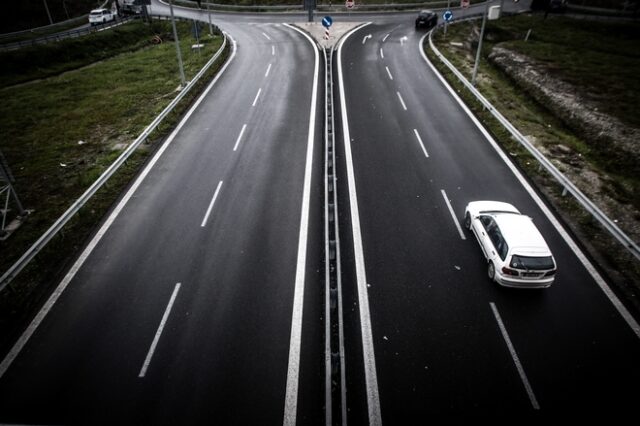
487, 227, 508, 260
480, 215, 492, 229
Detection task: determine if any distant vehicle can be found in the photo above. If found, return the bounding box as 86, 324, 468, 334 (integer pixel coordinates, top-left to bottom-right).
464, 201, 557, 288
415, 10, 438, 30
89, 8, 116, 25
121, 0, 144, 15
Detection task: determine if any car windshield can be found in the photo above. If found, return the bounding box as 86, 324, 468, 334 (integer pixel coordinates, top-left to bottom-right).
510, 255, 554, 271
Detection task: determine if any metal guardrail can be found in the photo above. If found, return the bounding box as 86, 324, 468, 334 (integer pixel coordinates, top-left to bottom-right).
0, 16, 138, 51
173, 0, 452, 12
0, 32, 229, 292
427, 22, 640, 261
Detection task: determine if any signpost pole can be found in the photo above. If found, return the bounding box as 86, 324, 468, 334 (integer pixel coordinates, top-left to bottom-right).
168, 0, 186, 87
472, 5, 488, 86
444, 0, 450, 35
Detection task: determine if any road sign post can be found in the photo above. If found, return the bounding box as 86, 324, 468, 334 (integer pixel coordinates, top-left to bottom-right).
322, 16, 333, 40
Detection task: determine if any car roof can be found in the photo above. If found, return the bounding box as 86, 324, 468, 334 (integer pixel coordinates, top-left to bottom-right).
493, 213, 551, 255
91, 8, 108, 13
419, 10, 434, 14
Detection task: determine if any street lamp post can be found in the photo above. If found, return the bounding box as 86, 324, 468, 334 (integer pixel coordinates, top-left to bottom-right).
168, 0, 187, 88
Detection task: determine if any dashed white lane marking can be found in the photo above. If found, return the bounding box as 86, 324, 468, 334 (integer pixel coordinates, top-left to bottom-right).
385, 66, 393, 81
490, 302, 541, 410
272, 45, 275, 55
380, 48, 384, 59
233, 124, 247, 152
252, 88, 262, 107
382, 33, 390, 42
138, 283, 182, 378
201, 181, 223, 227
265, 63, 272, 77
262, 32, 271, 41
396, 91, 407, 111
441, 189, 466, 240
413, 129, 429, 158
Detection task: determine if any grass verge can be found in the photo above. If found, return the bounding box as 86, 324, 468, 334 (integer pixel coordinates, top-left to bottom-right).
0, 18, 229, 355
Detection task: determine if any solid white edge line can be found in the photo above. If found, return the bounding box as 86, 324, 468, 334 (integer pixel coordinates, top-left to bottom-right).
200, 181, 223, 227
419, 33, 640, 339
338, 22, 383, 426
441, 189, 466, 240
385, 66, 393, 81
490, 302, 541, 410
0, 34, 238, 379
413, 128, 429, 158
138, 283, 182, 378
281, 23, 318, 426
265, 63, 272, 77
396, 91, 407, 111
233, 124, 247, 152
252, 88, 262, 107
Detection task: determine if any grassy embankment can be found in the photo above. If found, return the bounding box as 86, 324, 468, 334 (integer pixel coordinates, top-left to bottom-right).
426, 13, 640, 307
0, 18, 227, 352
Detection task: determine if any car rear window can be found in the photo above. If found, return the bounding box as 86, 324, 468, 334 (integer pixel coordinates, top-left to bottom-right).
510, 255, 555, 271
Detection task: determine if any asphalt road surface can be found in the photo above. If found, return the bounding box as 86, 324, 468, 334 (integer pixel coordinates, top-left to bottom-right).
1, 1, 639, 424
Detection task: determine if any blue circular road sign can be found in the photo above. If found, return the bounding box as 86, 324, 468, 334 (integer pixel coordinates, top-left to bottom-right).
443, 10, 453, 22
322, 16, 333, 28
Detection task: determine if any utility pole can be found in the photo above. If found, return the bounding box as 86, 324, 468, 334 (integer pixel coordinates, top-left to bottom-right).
168, 0, 186, 88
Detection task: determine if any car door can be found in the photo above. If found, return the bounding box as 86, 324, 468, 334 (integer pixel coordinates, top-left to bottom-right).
477, 216, 498, 261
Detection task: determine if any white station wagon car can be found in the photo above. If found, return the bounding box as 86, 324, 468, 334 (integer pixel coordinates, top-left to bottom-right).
89, 8, 116, 25
464, 201, 557, 288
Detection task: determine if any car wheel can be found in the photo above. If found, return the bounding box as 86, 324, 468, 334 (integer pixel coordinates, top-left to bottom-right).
488, 261, 496, 282
464, 212, 472, 230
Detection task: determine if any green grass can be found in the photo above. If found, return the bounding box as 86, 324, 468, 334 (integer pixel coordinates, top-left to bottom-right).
484, 14, 640, 128
0, 19, 228, 353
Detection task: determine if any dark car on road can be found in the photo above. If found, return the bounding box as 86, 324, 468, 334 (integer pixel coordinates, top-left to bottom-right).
415, 10, 438, 30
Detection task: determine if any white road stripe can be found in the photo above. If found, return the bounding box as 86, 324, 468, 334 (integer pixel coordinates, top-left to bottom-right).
0, 35, 238, 379
413, 129, 429, 158
382, 33, 390, 42
200, 181, 223, 227
262, 32, 271, 40
490, 302, 541, 410
420, 33, 640, 339
380, 48, 384, 59
265, 63, 272, 77
338, 23, 382, 426
233, 124, 247, 152
440, 189, 466, 240
282, 23, 319, 426
252, 88, 262, 106
138, 283, 182, 378
396, 91, 407, 111
272, 45, 275, 56
385, 66, 393, 81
